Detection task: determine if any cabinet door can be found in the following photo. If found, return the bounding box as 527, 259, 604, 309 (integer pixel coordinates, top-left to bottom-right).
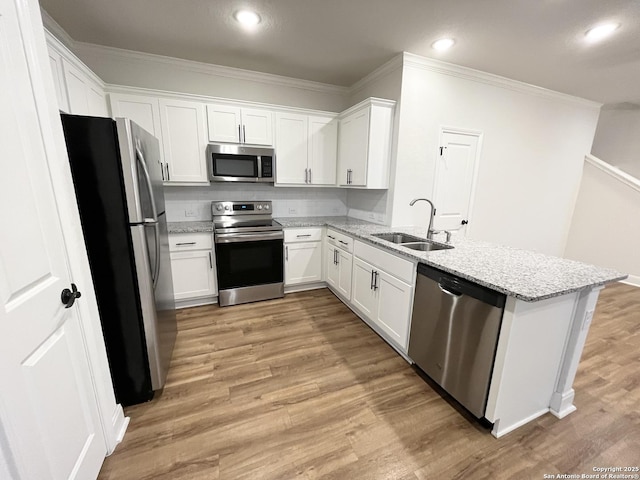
206, 104, 241, 143
285, 242, 322, 286
47, 48, 69, 112
326, 244, 339, 290
170, 250, 216, 300
338, 108, 369, 186
374, 271, 413, 349
159, 99, 209, 183
351, 257, 376, 319
308, 116, 337, 185
62, 59, 89, 115
86, 84, 109, 117
275, 112, 308, 184
242, 108, 273, 146
337, 249, 353, 300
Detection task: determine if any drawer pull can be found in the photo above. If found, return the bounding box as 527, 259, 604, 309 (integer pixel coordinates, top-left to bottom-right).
296, 234, 312, 238
327, 235, 336, 240
209, 251, 213, 269
175, 242, 197, 246
338, 240, 349, 246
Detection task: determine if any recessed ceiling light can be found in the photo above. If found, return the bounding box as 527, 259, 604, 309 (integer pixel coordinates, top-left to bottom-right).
432, 38, 455, 51
234, 10, 261, 27
585, 23, 620, 42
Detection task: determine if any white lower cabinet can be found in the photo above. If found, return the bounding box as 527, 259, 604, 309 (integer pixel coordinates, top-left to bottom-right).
284, 228, 323, 286
169, 233, 217, 306
326, 244, 352, 300
351, 241, 415, 351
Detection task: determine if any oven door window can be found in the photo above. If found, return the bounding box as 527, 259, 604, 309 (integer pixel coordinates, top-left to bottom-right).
212, 154, 258, 178
215, 239, 283, 289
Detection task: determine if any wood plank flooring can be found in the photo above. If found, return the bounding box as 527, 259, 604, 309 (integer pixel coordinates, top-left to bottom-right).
98, 283, 640, 480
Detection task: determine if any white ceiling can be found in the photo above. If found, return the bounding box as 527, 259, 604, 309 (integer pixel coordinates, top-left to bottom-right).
40, 0, 640, 104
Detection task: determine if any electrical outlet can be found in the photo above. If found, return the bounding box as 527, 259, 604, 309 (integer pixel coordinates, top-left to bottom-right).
288, 207, 297, 215
368, 213, 375, 220
375, 213, 384, 222
185, 208, 196, 217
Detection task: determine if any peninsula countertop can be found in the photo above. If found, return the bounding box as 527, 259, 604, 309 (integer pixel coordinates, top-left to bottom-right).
275, 216, 627, 302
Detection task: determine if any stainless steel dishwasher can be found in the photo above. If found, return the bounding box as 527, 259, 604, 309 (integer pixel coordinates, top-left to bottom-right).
408, 264, 506, 418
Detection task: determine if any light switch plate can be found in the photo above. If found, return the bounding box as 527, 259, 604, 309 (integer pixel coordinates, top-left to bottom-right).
185, 208, 196, 217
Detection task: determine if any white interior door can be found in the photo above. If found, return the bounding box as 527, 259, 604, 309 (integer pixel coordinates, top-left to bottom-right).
433, 130, 481, 232
0, 0, 106, 477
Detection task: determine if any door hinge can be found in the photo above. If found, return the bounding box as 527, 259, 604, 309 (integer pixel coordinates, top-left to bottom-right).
439, 146, 447, 156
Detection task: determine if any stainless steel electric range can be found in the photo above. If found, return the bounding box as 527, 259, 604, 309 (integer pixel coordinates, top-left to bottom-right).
212, 201, 284, 307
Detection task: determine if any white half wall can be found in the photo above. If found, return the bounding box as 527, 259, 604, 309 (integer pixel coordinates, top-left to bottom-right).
564, 155, 640, 286
591, 103, 640, 179
389, 54, 601, 256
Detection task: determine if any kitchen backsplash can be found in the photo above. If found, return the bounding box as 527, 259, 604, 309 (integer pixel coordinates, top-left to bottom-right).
164, 185, 348, 221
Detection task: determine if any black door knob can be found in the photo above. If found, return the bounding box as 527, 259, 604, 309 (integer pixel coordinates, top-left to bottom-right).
61, 283, 82, 308
461, 220, 469, 225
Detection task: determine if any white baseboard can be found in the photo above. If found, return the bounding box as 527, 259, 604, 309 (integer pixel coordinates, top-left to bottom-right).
621, 274, 640, 287
106, 404, 129, 455
284, 282, 326, 294
491, 408, 550, 438
175, 296, 217, 309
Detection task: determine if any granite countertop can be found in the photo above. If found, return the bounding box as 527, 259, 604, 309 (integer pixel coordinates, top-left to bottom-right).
275, 216, 627, 302
167, 221, 213, 234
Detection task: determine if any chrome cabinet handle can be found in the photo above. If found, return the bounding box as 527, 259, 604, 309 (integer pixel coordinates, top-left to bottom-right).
373, 271, 379, 291
238, 124, 242, 143
209, 251, 213, 269
160, 162, 165, 181
370, 270, 375, 290
335, 251, 339, 265
327, 235, 336, 240
338, 240, 348, 246
285, 245, 289, 261
175, 242, 196, 246
308, 168, 312, 184
165, 163, 170, 181
296, 234, 311, 238
305, 168, 308, 183
243, 125, 246, 143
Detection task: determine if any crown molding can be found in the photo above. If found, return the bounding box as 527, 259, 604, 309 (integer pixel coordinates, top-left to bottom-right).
348, 54, 403, 96
585, 154, 640, 193
73, 41, 349, 98
40, 8, 75, 50
402, 52, 602, 110
44, 29, 105, 88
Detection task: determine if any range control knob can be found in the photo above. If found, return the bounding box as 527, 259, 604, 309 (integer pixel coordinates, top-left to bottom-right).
224, 205, 230, 211
257, 205, 263, 210
264, 204, 270, 210
216, 204, 223, 211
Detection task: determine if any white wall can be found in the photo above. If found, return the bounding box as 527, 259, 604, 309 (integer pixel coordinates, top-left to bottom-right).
564, 156, 640, 286
591, 103, 640, 179
165, 185, 347, 222
389, 54, 601, 256
345, 57, 404, 225
73, 43, 348, 112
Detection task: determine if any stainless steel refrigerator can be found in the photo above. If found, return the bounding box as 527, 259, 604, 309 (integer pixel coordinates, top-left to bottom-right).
61, 114, 177, 406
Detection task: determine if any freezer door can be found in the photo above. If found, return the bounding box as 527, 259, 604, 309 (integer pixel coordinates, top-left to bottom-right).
116, 118, 166, 223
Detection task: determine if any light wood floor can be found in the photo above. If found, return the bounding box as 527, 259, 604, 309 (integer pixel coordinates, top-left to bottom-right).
98, 283, 640, 480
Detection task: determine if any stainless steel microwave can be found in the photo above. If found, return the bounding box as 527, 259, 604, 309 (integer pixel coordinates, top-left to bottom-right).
207, 144, 275, 183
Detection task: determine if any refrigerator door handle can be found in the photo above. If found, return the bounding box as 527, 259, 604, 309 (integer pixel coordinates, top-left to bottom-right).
135, 142, 161, 289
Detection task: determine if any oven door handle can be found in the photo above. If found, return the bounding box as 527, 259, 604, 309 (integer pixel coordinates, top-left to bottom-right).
215, 231, 284, 244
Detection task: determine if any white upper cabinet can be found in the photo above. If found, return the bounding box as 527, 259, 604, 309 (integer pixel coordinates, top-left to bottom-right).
275, 112, 308, 184
275, 112, 337, 186
337, 98, 394, 189
47, 48, 69, 113
109, 93, 162, 140
159, 99, 209, 184
308, 116, 338, 185
206, 104, 273, 146
61, 58, 108, 117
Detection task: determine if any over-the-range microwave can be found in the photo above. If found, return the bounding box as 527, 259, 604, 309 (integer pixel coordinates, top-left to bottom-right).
206, 143, 275, 183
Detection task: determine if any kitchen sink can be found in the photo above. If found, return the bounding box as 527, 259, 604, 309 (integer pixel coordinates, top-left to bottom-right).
372, 232, 425, 244
401, 242, 454, 252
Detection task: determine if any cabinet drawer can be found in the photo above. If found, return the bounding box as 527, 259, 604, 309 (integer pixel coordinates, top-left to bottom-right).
354, 240, 415, 284
325, 228, 353, 252
169, 233, 213, 251
284, 227, 323, 243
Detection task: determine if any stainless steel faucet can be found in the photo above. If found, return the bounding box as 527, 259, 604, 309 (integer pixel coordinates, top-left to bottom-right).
409, 198, 437, 240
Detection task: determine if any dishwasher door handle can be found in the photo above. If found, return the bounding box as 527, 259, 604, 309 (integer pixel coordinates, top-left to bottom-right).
438, 282, 462, 296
